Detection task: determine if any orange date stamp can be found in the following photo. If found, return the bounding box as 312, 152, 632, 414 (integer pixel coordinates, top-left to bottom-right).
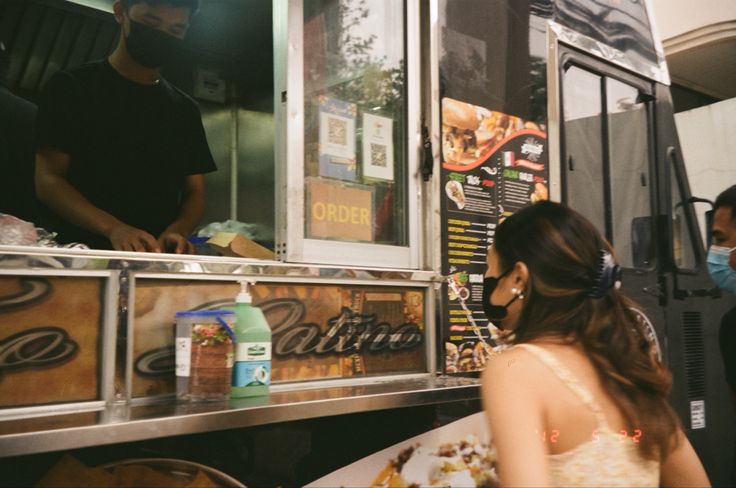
535, 428, 643, 443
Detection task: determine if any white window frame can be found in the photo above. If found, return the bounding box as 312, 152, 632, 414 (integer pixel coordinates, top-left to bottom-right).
274, 0, 422, 269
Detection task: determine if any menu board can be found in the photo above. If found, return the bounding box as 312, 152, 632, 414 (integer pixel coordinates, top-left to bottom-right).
440, 97, 548, 373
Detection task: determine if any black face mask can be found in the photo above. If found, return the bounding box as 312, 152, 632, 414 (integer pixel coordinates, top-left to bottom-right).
482, 269, 520, 327
125, 18, 183, 69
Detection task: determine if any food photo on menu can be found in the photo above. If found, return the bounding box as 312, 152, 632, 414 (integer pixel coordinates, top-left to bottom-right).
444, 269, 505, 374
445, 340, 496, 373
445, 180, 466, 209
447, 271, 470, 301
442, 97, 526, 167
530, 181, 549, 203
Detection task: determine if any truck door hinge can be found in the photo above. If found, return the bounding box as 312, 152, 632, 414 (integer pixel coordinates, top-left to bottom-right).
420, 125, 433, 182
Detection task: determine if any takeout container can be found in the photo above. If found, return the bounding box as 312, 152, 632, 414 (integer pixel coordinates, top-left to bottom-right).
175, 310, 236, 401
306, 412, 490, 487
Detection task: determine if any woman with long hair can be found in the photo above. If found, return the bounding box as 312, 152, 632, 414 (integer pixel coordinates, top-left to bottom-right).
481, 201, 709, 487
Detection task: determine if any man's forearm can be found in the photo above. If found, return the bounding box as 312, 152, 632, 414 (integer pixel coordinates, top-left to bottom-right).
161, 190, 205, 237
37, 173, 121, 239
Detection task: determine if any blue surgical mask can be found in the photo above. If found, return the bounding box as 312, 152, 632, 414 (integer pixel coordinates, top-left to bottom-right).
707, 245, 736, 293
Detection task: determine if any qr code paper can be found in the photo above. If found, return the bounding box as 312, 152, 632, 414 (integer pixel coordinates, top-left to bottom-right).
370, 143, 387, 167
328, 116, 347, 146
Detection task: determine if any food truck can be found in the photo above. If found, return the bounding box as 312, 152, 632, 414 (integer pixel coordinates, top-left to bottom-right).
0, 0, 734, 485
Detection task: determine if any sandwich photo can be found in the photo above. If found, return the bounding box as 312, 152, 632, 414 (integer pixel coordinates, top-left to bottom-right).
445, 180, 466, 209
442, 98, 523, 166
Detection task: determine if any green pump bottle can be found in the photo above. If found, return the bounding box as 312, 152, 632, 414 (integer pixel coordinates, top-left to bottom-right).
231, 281, 272, 398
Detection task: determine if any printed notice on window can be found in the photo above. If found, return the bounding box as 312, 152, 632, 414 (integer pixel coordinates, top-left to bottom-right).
306, 177, 375, 243
362, 113, 394, 181
318, 96, 357, 182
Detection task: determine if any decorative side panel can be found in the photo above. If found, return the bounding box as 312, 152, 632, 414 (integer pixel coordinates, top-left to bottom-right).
132, 280, 426, 398
0, 276, 103, 407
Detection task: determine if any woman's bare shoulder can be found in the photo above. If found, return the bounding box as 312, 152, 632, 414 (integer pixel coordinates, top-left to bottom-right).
483, 345, 553, 391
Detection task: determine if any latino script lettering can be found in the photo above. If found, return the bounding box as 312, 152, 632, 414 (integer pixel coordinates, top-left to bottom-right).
134, 297, 424, 376
261, 300, 423, 357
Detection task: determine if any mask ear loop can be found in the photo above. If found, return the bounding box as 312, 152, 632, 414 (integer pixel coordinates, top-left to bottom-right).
485, 264, 526, 321
484, 294, 520, 320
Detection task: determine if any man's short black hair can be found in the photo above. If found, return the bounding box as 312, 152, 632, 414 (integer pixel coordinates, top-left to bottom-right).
120, 0, 200, 16
715, 185, 736, 222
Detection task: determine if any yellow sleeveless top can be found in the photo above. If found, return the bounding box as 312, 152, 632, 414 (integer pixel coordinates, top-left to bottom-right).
516, 344, 660, 488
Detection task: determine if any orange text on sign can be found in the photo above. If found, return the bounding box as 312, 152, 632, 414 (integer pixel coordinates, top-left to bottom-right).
312, 202, 370, 226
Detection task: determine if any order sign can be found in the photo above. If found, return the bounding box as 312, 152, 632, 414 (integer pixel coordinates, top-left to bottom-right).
307, 177, 374, 242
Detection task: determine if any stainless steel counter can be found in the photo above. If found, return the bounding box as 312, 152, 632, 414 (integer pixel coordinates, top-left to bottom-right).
0, 245, 437, 282
0, 376, 481, 458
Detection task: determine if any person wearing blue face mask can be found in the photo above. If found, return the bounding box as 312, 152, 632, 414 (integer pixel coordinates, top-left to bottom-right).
35, 0, 215, 253
711, 185, 736, 484
710, 185, 736, 294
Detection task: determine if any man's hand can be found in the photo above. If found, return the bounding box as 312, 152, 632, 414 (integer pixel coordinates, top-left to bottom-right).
108, 224, 161, 252
158, 232, 194, 254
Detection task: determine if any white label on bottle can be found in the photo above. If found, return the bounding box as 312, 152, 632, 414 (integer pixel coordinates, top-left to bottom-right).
233, 360, 271, 387
236, 341, 272, 361
175, 337, 191, 377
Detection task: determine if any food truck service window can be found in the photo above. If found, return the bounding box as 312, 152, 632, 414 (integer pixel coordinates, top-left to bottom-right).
277, 0, 420, 268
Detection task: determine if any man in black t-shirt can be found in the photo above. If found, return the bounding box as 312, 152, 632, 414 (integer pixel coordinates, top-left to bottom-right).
35, 0, 214, 253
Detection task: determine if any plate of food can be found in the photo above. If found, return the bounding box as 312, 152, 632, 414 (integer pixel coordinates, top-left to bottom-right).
370, 434, 498, 487
307, 412, 497, 488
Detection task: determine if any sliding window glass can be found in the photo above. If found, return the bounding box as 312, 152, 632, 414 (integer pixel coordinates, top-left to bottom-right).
303, 0, 408, 247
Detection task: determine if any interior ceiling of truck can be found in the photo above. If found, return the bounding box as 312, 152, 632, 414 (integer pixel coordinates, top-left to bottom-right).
0, 0, 273, 101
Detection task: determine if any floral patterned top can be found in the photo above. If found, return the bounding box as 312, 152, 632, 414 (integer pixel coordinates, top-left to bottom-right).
515, 344, 660, 488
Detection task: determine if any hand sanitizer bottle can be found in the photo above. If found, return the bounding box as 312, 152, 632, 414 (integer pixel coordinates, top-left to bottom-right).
231, 281, 272, 398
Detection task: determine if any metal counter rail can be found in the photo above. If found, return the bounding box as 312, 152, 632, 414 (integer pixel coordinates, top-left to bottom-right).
0, 376, 481, 458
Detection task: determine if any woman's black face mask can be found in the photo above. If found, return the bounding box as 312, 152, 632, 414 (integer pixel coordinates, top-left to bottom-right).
125, 18, 183, 69
482, 268, 520, 327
